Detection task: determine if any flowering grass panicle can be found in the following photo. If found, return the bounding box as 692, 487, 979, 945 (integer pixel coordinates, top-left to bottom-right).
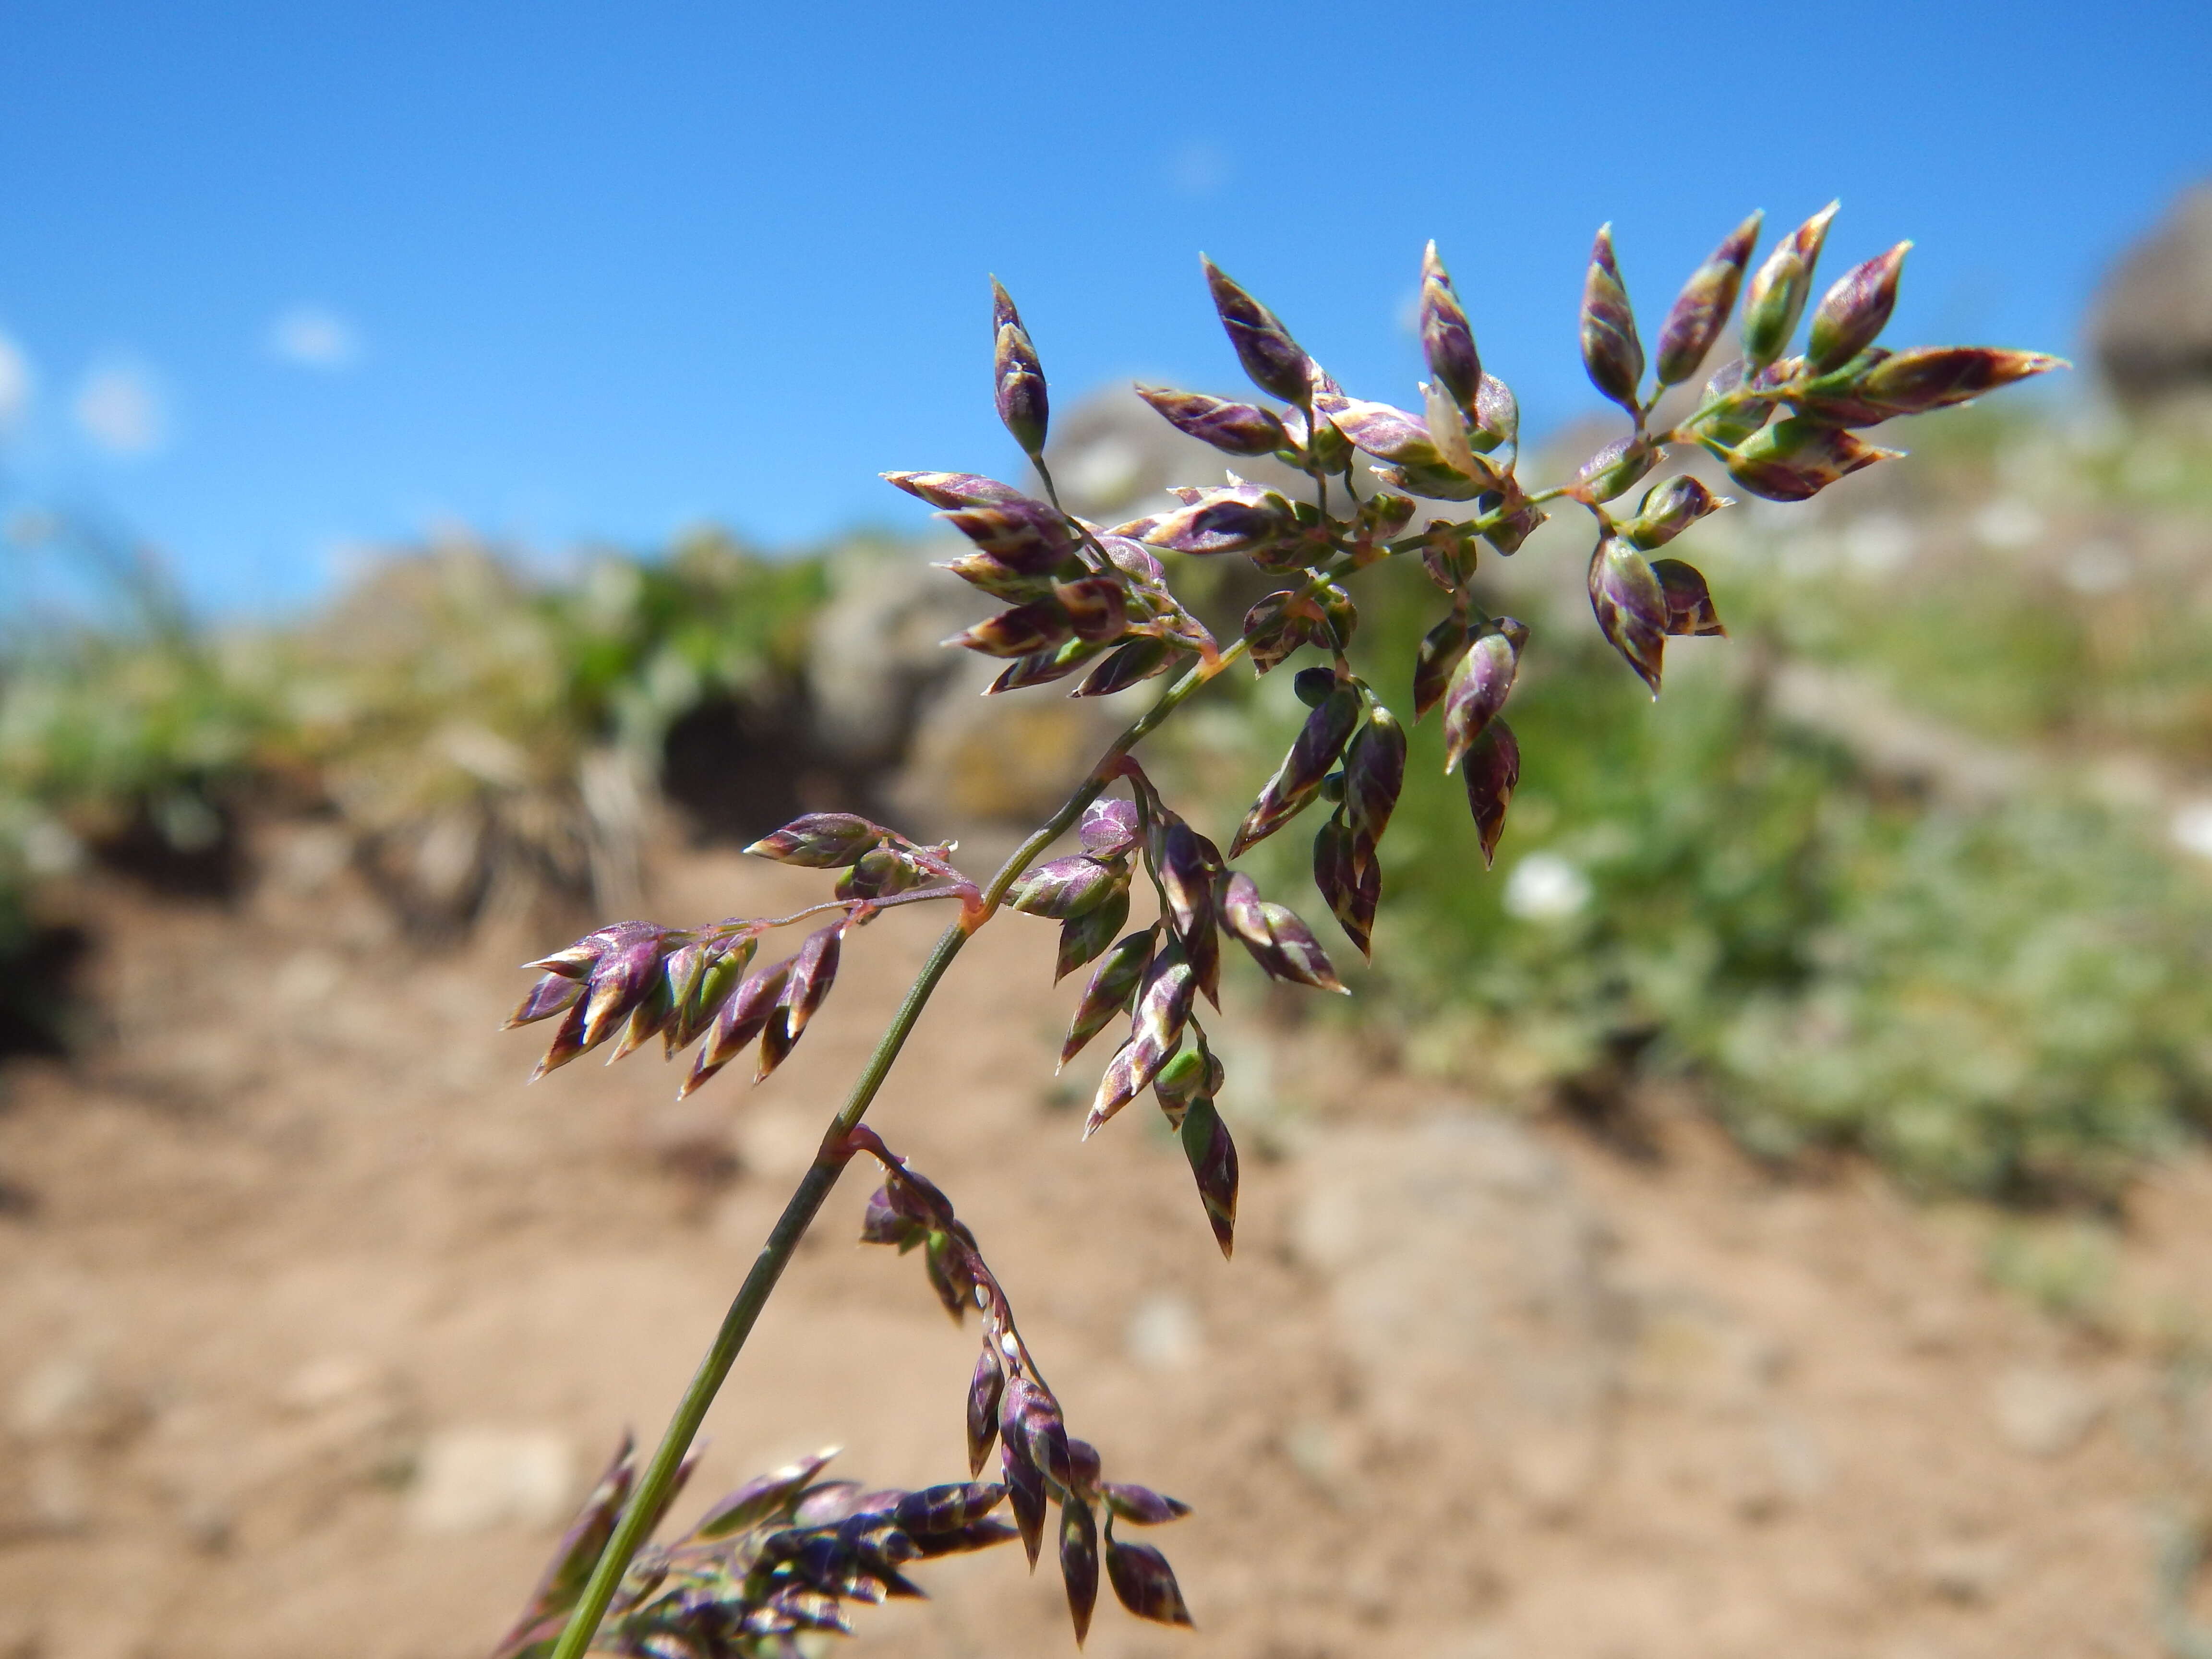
502, 204, 2056, 1657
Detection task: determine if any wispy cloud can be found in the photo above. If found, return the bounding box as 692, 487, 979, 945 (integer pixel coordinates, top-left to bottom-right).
0, 331, 30, 431
1167, 142, 1231, 200
72, 361, 168, 455
268, 305, 362, 370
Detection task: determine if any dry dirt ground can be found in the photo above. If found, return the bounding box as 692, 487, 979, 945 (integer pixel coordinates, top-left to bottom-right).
5, 824, 2212, 1659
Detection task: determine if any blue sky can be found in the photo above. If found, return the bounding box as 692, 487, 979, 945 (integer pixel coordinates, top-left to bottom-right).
1, 0, 2206, 615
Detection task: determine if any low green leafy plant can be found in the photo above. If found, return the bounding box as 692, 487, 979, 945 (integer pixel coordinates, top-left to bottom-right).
1266, 599, 2212, 1202
497, 204, 2055, 1655
0, 529, 830, 919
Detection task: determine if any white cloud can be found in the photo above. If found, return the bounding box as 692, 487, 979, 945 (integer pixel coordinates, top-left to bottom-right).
268, 305, 361, 370
0, 332, 31, 431
72, 361, 167, 456
1167, 142, 1230, 199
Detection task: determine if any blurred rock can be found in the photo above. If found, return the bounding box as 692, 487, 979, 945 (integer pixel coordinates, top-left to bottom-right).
1989, 1365, 2103, 1458
634, 1099, 742, 1206
1041, 383, 1309, 523
2091, 183, 2212, 407
405, 1428, 574, 1535
275, 1355, 381, 1416
805, 545, 978, 774
803, 541, 1136, 834
9, 1358, 147, 1449
11, 1359, 101, 1441
1293, 1114, 1628, 1517
886, 668, 1142, 833
1124, 1291, 1204, 1371
2, 1451, 91, 1539
798, 385, 1320, 834
730, 1105, 823, 1185
1923, 1538, 2011, 1604
1279, 1416, 1349, 1501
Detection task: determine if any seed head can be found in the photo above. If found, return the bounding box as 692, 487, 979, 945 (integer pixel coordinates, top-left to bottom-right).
1806, 241, 1910, 373
1061, 1499, 1100, 1644
945, 598, 1076, 659
1652, 558, 1727, 637
966, 1349, 1005, 1477
1102, 1483, 1191, 1526
681, 958, 792, 1097
1126, 483, 1298, 558
1741, 201, 1839, 369
1418, 241, 1483, 413
1847, 345, 2065, 419
1712, 415, 1900, 502
1200, 255, 1312, 404
506, 971, 582, 1030
781, 925, 844, 1039
1106, 1537, 1195, 1626
1179, 1097, 1238, 1259
1461, 718, 1521, 868
940, 497, 1079, 575
1133, 385, 1290, 457
746, 813, 885, 869
1230, 679, 1362, 856
1078, 798, 1141, 858
1442, 620, 1527, 773
1055, 889, 1132, 981
990, 277, 1049, 456
1060, 929, 1156, 1067
1216, 871, 1345, 993
1071, 637, 1174, 697
1618, 474, 1729, 551
1574, 434, 1658, 504
1342, 705, 1407, 848
1054, 576, 1129, 644
1655, 210, 1762, 386
1413, 609, 1476, 721
1579, 225, 1644, 411
881, 470, 1024, 508
1473, 372, 1519, 453
1588, 535, 1670, 695
1007, 854, 1126, 920
1312, 392, 1447, 468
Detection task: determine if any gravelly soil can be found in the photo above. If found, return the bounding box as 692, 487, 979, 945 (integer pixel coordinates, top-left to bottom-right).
2, 824, 2207, 1659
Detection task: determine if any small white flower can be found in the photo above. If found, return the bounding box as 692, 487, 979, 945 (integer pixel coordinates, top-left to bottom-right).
1972, 497, 2044, 551
2170, 800, 2212, 862
1503, 851, 1591, 922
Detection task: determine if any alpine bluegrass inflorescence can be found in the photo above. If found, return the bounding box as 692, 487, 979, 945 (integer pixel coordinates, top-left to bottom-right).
500, 205, 2057, 1658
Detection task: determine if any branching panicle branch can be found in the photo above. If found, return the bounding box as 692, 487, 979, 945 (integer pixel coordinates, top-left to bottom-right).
505, 206, 2057, 1659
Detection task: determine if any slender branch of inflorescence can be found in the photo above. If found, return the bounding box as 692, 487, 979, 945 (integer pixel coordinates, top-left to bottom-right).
537, 636, 1268, 1659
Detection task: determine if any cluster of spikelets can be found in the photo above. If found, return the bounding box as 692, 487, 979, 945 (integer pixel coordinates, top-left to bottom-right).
491, 1131, 1195, 1657
491, 1439, 1020, 1659
507, 783, 1357, 1260
499, 203, 2060, 1658
897, 207, 2056, 974
854, 1128, 1195, 1643
505, 814, 972, 1095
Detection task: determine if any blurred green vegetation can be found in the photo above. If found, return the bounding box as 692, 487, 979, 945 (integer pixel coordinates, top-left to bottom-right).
0, 527, 827, 846
0, 526, 832, 1031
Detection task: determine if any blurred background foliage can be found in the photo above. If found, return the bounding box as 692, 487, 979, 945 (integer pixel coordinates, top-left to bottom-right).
0, 523, 831, 940
5, 400, 2212, 1209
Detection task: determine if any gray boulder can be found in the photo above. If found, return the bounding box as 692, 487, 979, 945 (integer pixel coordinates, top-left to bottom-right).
2090, 183, 2212, 406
